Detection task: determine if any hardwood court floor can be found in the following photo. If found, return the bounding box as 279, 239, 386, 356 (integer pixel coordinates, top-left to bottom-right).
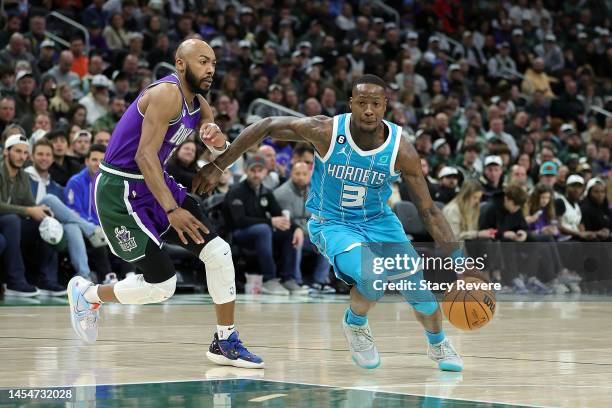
0, 294, 611, 407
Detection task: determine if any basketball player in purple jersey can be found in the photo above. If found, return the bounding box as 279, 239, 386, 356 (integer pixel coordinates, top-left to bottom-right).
67, 39, 263, 368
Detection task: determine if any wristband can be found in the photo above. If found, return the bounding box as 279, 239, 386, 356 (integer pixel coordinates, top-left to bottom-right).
206, 140, 230, 157
166, 205, 179, 215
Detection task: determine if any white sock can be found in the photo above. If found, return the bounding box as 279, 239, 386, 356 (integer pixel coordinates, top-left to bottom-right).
217, 324, 235, 340
83, 285, 101, 304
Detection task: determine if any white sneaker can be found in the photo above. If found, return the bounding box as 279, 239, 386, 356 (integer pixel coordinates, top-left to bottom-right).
550, 278, 569, 294
87, 227, 108, 248
282, 279, 309, 295
262, 278, 290, 295
67, 276, 100, 344
428, 338, 463, 372
103, 273, 118, 285
342, 309, 380, 369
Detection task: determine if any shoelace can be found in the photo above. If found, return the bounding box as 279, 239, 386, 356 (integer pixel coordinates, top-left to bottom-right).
348, 325, 374, 352
434, 340, 458, 360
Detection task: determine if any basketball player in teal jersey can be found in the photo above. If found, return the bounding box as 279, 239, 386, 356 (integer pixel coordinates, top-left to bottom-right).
195, 75, 465, 371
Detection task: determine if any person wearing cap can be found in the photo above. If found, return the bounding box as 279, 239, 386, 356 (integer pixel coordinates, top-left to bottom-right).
488, 41, 518, 80
555, 174, 586, 240
274, 161, 333, 294
535, 33, 564, 73
405, 31, 422, 65
414, 129, 432, 156
429, 137, 451, 170
433, 166, 460, 204
225, 155, 302, 296
0, 134, 66, 296
78, 74, 110, 124
538, 160, 559, 189
46, 129, 85, 187
14, 71, 37, 121
37, 39, 57, 74
70, 129, 92, 163
46, 50, 82, 99
480, 155, 504, 202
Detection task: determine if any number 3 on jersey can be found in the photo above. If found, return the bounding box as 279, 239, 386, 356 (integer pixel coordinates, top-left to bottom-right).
341, 185, 366, 207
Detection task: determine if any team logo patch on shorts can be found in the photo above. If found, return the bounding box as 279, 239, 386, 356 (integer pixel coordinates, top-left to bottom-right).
115, 226, 137, 252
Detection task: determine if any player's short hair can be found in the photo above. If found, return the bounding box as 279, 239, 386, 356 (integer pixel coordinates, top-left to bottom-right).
87, 143, 107, 158
352, 74, 387, 92
32, 138, 53, 154
504, 183, 528, 207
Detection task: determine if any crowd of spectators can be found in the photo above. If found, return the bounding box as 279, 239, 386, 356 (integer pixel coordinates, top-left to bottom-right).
0, 1, 610, 297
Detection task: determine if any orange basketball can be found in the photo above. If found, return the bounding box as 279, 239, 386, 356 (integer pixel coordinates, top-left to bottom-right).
441, 277, 496, 331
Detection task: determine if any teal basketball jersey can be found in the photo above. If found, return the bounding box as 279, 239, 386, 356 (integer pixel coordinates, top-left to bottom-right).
306, 113, 403, 223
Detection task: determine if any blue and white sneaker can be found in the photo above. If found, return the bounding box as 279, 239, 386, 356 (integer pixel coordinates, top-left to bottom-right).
67, 276, 100, 344
342, 309, 380, 369
206, 332, 264, 369
428, 338, 463, 372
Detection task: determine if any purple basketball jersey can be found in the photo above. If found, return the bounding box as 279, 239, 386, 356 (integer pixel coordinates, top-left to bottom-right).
104, 74, 201, 172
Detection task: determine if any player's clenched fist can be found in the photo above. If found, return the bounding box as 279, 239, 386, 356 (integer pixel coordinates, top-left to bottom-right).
199, 122, 227, 148
193, 162, 223, 195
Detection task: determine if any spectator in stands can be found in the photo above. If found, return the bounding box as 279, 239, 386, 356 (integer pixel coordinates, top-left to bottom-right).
433, 166, 460, 204
0, 134, 65, 296
0, 33, 37, 74
14, 71, 36, 121
225, 156, 302, 295
555, 175, 588, 241
521, 57, 554, 97
580, 178, 611, 241
166, 140, 199, 189
49, 83, 75, 121
92, 96, 126, 133
456, 144, 482, 179
92, 131, 111, 146
79, 75, 110, 124
26, 139, 106, 281
274, 161, 331, 294
46, 50, 82, 99
0, 96, 16, 136
63, 143, 114, 280
47, 130, 83, 186
505, 164, 532, 191
70, 130, 92, 164
485, 118, 519, 159
480, 155, 504, 202
443, 178, 495, 241
479, 183, 530, 291
257, 145, 281, 190
104, 12, 131, 51
70, 36, 89, 79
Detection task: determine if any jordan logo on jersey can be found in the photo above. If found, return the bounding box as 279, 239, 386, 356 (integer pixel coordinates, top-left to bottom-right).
337, 146, 349, 157
169, 123, 194, 145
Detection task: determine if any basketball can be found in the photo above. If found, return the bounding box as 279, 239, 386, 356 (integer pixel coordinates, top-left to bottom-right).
442, 277, 496, 331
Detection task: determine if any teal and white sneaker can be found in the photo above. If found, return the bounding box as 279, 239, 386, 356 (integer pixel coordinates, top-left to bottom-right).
342, 310, 380, 369
67, 276, 100, 344
428, 338, 463, 372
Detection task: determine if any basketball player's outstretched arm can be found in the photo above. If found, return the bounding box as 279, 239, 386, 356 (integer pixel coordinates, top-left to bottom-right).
395, 137, 460, 254
136, 84, 208, 244
193, 116, 333, 194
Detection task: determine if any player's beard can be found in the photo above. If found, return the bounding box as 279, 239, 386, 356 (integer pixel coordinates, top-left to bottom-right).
184, 64, 210, 97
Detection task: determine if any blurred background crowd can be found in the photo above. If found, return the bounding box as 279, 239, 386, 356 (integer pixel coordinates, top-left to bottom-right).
0, 0, 610, 298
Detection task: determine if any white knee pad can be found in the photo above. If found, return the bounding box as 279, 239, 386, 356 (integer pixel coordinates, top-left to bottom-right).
200, 237, 236, 304
113, 273, 177, 304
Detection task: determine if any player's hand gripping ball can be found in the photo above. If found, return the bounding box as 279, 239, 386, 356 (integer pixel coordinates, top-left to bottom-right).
442, 277, 496, 331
